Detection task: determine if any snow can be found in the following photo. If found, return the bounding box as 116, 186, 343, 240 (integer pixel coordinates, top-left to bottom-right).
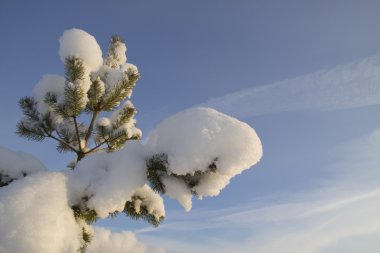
59, 29, 103, 93
110, 100, 135, 125
97, 117, 111, 127
147, 107, 263, 208
121, 63, 139, 76
93, 64, 138, 98
32, 74, 66, 115
113, 42, 127, 66
162, 176, 193, 211
59, 28, 103, 73
193, 172, 231, 198
0, 172, 81, 253
0, 146, 47, 183
93, 64, 138, 96
86, 227, 165, 253
133, 184, 166, 220
105, 39, 127, 68
95, 65, 127, 90
148, 107, 262, 176
67, 142, 148, 218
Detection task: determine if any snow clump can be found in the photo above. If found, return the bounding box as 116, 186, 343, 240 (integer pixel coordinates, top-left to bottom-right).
59, 28, 103, 93
59, 28, 103, 73
147, 107, 263, 209
32, 74, 66, 115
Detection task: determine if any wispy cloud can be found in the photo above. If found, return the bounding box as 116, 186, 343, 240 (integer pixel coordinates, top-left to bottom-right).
202, 55, 380, 118
137, 127, 380, 253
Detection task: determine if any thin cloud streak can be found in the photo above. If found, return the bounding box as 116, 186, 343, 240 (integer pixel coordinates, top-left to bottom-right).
202, 55, 380, 118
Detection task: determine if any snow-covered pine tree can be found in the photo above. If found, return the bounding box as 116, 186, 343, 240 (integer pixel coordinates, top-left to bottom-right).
5, 28, 263, 253
17, 34, 140, 164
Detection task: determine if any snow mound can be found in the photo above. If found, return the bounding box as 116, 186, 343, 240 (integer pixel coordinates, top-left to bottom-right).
0, 172, 81, 253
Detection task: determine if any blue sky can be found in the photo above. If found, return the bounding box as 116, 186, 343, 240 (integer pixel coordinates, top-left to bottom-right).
1, 1, 380, 252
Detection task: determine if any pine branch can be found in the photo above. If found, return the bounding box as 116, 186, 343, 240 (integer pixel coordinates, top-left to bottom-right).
44, 92, 69, 118
18, 97, 39, 121
112, 105, 135, 129
84, 147, 108, 156
73, 116, 83, 152
105, 35, 125, 68
48, 131, 78, 153
86, 78, 105, 111
122, 196, 164, 227
65, 57, 85, 83
16, 121, 46, 142
146, 154, 168, 194
107, 132, 140, 152
63, 83, 86, 117
101, 80, 130, 111
84, 133, 125, 154
84, 110, 99, 147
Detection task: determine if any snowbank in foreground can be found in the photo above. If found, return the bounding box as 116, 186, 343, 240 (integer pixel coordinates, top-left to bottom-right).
0, 172, 81, 253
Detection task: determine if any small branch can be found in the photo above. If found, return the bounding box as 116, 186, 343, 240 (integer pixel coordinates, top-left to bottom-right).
85, 141, 106, 154
55, 129, 64, 140
73, 116, 82, 152
84, 109, 99, 147
84, 134, 124, 154
85, 147, 108, 155
48, 133, 78, 153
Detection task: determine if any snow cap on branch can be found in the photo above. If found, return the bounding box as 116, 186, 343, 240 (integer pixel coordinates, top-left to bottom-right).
59, 28, 103, 73
105, 35, 127, 68
147, 107, 263, 209
148, 107, 262, 176
33, 74, 66, 114
95, 65, 126, 89
97, 117, 111, 127
132, 184, 166, 221
59, 29, 103, 93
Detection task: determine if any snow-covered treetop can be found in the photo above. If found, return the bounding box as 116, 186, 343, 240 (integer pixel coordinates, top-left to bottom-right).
17, 28, 141, 163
